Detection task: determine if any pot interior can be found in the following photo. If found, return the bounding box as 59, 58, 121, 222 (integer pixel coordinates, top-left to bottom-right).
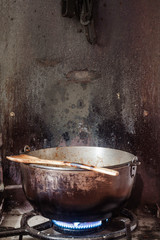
28, 146, 135, 170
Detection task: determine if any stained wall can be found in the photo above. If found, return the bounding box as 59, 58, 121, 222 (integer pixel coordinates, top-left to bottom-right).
0, 0, 160, 205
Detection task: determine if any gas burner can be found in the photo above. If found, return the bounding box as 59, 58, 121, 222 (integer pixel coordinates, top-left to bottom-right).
52, 219, 107, 235
0, 209, 137, 240
52, 219, 103, 229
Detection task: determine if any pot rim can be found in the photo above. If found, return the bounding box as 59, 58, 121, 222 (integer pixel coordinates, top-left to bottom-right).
26, 146, 137, 171
28, 160, 134, 170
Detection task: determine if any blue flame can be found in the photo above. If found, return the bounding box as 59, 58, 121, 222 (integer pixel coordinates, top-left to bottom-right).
52, 220, 102, 230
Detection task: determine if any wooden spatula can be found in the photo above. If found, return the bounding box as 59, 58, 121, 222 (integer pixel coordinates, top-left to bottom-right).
6, 154, 119, 176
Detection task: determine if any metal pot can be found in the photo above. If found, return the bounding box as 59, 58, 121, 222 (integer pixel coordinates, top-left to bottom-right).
20, 147, 139, 222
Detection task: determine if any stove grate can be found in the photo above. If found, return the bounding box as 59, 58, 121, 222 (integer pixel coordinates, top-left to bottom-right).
0, 209, 137, 240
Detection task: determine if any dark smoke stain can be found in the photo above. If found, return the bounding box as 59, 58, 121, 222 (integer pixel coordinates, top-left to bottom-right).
79, 131, 89, 145
91, 104, 101, 115
133, 116, 160, 204
67, 121, 77, 129
77, 99, 85, 109
135, 116, 160, 177
97, 118, 135, 153
62, 132, 70, 142
2, 113, 54, 185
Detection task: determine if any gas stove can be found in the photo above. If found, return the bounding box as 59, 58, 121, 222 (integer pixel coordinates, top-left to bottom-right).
0, 209, 137, 240
0, 187, 160, 240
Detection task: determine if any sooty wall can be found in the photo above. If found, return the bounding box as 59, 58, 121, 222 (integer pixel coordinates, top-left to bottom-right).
0, 0, 160, 206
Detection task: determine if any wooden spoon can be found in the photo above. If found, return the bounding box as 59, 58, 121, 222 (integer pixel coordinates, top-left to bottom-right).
6, 154, 119, 176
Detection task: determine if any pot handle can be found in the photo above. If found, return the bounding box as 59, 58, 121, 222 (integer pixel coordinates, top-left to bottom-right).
131, 156, 141, 166
130, 157, 141, 178
24, 145, 30, 153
